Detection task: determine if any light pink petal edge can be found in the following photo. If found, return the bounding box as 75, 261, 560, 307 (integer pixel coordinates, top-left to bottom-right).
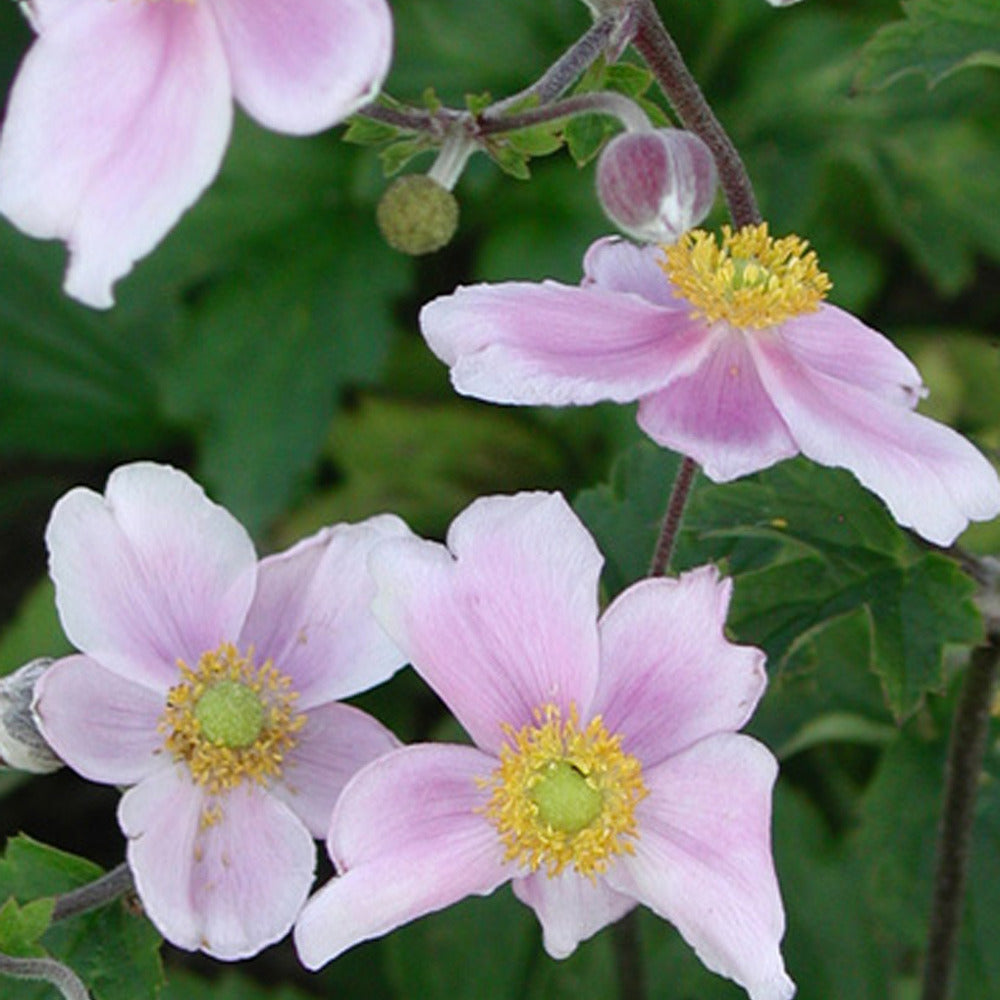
46, 462, 257, 691
593, 566, 767, 766
120, 768, 315, 959
32, 654, 168, 786
209, 0, 393, 134
419, 280, 712, 408
608, 735, 794, 1000
294, 743, 509, 969
0, 2, 232, 307
240, 514, 411, 710
369, 493, 602, 754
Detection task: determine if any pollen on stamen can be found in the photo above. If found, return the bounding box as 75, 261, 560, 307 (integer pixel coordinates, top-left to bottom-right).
662, 222, 832, 330
159, 642, 304, 801
479, 704, 647, 880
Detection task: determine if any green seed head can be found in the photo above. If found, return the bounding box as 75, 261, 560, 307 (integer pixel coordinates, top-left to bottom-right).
376, 175, 459, 256
529, 760, 604, 834
194, 680, 265, 749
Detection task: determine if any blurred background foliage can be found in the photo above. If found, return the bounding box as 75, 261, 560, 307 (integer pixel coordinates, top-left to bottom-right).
1, 0, 999, 997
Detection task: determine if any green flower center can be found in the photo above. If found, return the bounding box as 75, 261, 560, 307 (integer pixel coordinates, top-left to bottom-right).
193, 679, 265, 749
529, 759, 605, 834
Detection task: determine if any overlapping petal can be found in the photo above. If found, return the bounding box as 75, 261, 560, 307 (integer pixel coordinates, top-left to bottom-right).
32, 655, 168, 786
270, 701, 400, 838
751, 334, 1000, 545
240, 515, 410, 709
607, 735, 793, 1000
637, 329, 799, 481
592, 569, 767, 766
294, 744, 509, 970
582, 236, 685, 308
46, 463, 257, 691
511, 871, 635, 959
0, 1, 232, 307
419, 281, 712, 406
370, 493, 603, 753
209, 0, 392, 135
120, 769, 315, 960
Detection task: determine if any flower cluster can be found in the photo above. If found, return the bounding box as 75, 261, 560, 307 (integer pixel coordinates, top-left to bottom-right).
5, 2, 998, 999
33, 465, 794, 999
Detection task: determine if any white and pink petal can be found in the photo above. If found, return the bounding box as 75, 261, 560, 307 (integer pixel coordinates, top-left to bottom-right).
511, 870, 635, 959
0, 1, 232, 307
209, 0, 393, 135
751, 335, 1000, 545
419, 281, 712, 407
295, 744, 510, 970
120, 768, 315, 959
32, 655, 168, 786
637, 328, 799, 481
592, 568, 767, 767
607, 734, 794, 1000
240, 515, 411, 710
370, 493, 602, 754
46, 463, 257, 691
270, 701, 400, 839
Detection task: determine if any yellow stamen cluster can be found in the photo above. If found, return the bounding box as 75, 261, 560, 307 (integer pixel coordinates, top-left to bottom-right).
481, 704, 647, 879
662, 223, 831, 329
160, 642, 304, 797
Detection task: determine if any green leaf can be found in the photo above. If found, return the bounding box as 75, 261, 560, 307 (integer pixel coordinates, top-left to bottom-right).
0, 898, 53, 958
853, 715, 1000, 996
574, 444, 984, 720
0, 228, 168, 460
279, 395, 571, 544
380, 137, 436, 177
159, 220, 409, 535
725, 6, 1000, 294
160, 969, 316, 1000
856, 0, 1000, 91
484, 140, 532, 180
342, 116, 406, 147
0, 579, 69, 678
0, 836, 163, 1000
386, 890, 537, 1000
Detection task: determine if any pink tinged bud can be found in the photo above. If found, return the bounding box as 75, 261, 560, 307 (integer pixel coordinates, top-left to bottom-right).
596, 129, 718, 244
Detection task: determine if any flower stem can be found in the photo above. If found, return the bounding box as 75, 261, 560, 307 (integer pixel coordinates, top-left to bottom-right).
648, 457, 698, 577
629, 0, 760, 229
0, 953, 91, 1000
51, 863, 134, 922
612, 911, 647, 1000
478, 91, 652, 137
920, 637, 1000, 1000
486, 12, 624, 116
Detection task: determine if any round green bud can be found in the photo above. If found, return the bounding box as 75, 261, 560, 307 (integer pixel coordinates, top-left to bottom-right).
194, 680, 265, 749
529, 760, 604, 834
376, 175, 459, 256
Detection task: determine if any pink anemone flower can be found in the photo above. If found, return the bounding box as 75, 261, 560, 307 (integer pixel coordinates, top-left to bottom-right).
0, 0, 392, 308
294, 492, 795, 1000
32, 462, 409, 959
419, 228, 1000, 546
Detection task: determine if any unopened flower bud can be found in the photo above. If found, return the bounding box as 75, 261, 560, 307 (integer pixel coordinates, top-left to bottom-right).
0, 658, 62, 773
596, 128, 718, 244
376, 175, 460, 256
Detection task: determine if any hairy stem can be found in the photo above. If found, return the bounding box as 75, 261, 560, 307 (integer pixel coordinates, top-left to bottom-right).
478, 90, 652, 137
648, 457, 698, 577
51, 863, 134, 922
921, 637, 1000, 1000
487, 11, 624, 116
0, 953, 91, 1000
629, 0, 760, 228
